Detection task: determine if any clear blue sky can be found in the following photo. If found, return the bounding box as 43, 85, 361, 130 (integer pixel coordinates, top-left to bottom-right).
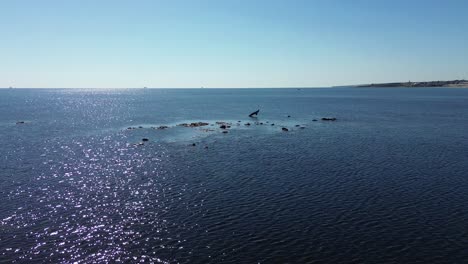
1, 0, 467, 88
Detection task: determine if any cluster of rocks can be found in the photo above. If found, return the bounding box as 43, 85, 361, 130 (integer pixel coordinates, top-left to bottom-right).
128, 116, 337, 146
178, 122, 209, 127
127, 126, 144, 130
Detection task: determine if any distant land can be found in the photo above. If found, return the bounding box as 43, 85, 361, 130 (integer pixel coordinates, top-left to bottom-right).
343, 80, 468, 88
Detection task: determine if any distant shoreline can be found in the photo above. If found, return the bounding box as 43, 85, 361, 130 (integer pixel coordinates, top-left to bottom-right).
348, 80, 468, 88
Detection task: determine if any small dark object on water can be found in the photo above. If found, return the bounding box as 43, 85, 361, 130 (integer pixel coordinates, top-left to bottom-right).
138, 126, 143, 129
179, 122, 210, 127
295, 125, 300, 127
288, 115, 291, 118
322, 117, 337, 121
192, 143, 196, 146
300, 127, 305, 129
142, 138, 149, 142
127, 127, 136, 130
282, 127, 289, 131
238, 121, 241, 122
312, 119, 318, 122
16, 121, 25, 124
249, 109, 260, 117
271, 123, 275, 126
222, 130, 228, 134
157, 125, 169, 129
260, 122, 263, 125
220, 125, 227, 129
245, 123, 251, 126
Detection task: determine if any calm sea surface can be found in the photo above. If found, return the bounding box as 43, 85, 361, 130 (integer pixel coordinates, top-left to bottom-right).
1, 88, 467, 263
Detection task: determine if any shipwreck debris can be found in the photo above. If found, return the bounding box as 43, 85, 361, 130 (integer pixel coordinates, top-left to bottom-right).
249, 109, 260, 117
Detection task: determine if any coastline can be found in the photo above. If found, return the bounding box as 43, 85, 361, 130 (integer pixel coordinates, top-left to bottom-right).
350, 80, 468, 88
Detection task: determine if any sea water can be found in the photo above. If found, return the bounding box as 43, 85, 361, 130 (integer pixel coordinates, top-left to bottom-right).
1, 88, 467, 263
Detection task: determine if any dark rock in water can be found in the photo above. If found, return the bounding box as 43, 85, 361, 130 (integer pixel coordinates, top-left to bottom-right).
295, 125, 300, 127
260, 122, 263, 125
191, 143, 196, 146
179, 122, 210, 127
220, 125, 227, 129
192, 122, 209, 127
138, 126, 143, 129
157, 125, 169, 129
321, 117, 337, 121
271, 123, 275, 126
16, 121, 25, 124
238, 121, 241, 122
288, 115, 291, 118
127, 127, 136, 130
312, 119, 318, 122
222, 130, 228, 134
300, 127, 305, 129
142, 138, 149, 142
245, 123, 251, 126
216, 121, 231, 125
282, 127, 289, 131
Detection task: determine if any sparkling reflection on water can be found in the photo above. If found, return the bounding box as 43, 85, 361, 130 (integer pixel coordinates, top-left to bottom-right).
1, 88, 468, 263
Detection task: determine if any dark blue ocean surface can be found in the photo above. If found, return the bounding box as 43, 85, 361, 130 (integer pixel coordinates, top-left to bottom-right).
1, 88, 467, 263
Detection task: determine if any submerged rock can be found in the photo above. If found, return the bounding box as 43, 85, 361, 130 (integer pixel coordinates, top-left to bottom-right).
321, 117, 337, 121
179, 122, 209, 127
